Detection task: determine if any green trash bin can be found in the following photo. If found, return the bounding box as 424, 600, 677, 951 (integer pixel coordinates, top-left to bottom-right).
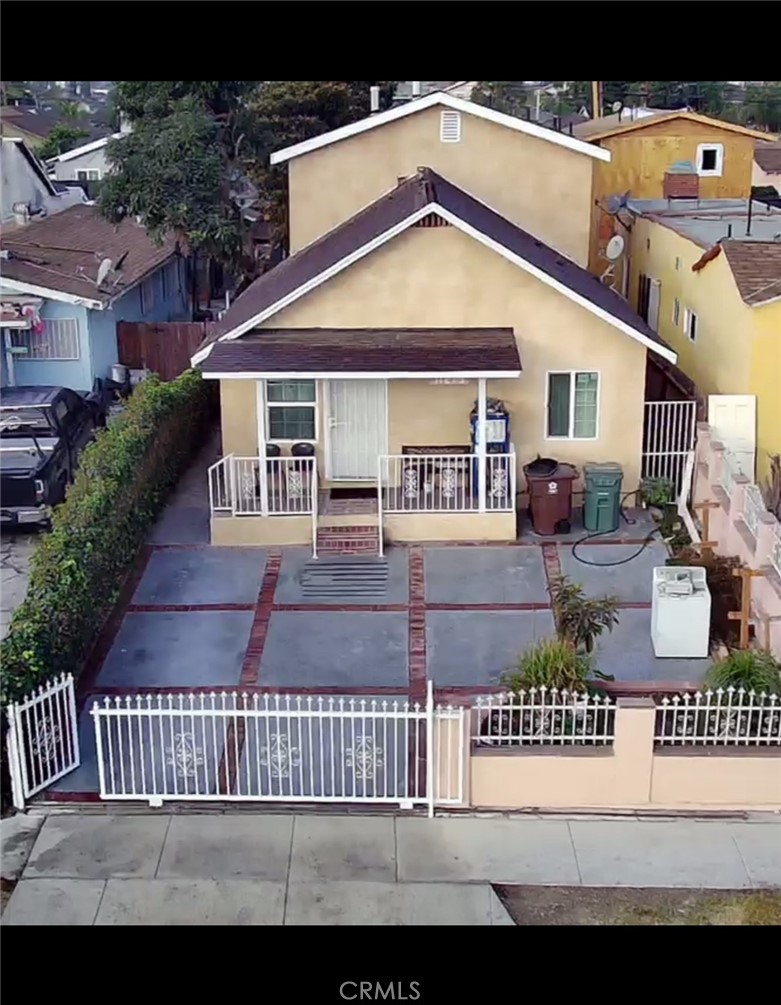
583, 463, 624, 534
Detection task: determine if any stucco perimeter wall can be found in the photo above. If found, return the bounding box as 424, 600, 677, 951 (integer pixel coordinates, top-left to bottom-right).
287, 105, 594, 267
211, 515, 311, 547
467, 698, 781, 811
385, 512, 516, 544
262, 225, 648, 492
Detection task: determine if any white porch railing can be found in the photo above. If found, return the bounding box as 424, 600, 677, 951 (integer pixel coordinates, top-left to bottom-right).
642, 400, 698, 494
718, 448, 740, 497
471, 689, 615, 746
655, 689, 781, 746
378, 451, 516, 513
208, 455, 316, 516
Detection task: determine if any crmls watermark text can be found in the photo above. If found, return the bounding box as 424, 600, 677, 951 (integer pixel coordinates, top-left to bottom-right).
339, 983, 421, 1001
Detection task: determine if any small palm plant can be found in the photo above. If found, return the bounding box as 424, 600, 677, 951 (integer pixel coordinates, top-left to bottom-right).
705, 649, 781, 695
548, 575, 620, 654
502, 638, 594, 693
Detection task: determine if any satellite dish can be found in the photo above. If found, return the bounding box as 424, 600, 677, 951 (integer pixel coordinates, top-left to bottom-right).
606, 235, 625, 261
96, 258, 113, 286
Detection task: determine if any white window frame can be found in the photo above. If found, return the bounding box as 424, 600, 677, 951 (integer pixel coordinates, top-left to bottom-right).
440, 110, 462, 143
673, 298, 681, 326
696, 142, 724, 177
545, 370, 600, 441
9, 317, 81, 361
76, 168, 101, 181
684, 308, 698, 342
265, 379, 318, 444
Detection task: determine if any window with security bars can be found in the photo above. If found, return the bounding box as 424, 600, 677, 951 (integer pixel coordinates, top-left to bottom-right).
10, 318, 81, 360
547, 371, 599, 439
266, 380, 317, 440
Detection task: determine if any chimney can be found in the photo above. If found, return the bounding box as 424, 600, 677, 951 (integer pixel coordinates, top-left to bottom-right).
369, 86, 380, 114
411, 81, 422, 98
663, 171, 699, 200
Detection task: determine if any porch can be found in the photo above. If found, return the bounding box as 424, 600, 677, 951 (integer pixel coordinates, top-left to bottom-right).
203, 326, 522, 551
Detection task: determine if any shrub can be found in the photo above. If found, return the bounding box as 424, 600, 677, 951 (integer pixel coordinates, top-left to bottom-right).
667, 549, 743, 647
705, 649, 781, 695
502, 638, 613, 693
547, 575, 620, 654
641, 477, 675, 508
0, 369, 214, 707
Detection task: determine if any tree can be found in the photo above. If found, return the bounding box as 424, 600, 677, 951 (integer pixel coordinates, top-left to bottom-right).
99, 81, 260, 295
37, 123, 89, 159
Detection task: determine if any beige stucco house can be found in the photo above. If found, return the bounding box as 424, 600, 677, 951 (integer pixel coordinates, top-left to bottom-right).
193, 92, 677, 553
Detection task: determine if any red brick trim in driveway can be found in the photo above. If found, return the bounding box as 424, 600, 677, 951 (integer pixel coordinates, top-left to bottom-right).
408, 547, 427, 703
272, 603, 409, 613
127, 603, 256, 613
241, 550, 282, 686
426, 602, 552, 612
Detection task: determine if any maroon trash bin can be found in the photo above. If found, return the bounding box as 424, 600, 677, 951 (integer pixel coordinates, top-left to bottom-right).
523, 458, 579, 535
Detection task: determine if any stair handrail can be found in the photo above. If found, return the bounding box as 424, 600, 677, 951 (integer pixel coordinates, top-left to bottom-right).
311, 458, 318, 559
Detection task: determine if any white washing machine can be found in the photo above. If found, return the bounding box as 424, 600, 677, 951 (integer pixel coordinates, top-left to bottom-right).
651, 567, 711, 658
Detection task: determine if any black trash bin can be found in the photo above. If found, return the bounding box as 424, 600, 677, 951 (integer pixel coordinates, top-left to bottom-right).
523, 457, 579, 535
265, 443, 281, 472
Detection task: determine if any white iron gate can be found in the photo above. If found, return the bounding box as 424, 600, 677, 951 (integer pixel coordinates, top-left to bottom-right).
642, 400, 698, 494
91, 683, 465, 813
6, 673, 80, 809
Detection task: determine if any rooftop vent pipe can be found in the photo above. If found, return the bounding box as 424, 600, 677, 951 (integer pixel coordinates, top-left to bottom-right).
369, 86, 380, 114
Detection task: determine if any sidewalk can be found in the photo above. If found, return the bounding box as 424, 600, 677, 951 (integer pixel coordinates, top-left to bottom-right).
3, 812, 780, 925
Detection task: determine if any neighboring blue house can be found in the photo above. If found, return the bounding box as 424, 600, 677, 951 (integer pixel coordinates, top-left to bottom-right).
1, 203, 190, 391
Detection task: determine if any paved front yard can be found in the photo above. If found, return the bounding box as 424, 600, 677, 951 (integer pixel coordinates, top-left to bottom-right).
0, 530, 40, 641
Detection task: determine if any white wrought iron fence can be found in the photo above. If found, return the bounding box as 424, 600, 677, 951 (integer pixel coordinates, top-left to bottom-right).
654, 689, 781, 746
471, 689, 615, 746
740, 483, 765, 540
207, 455, 316, 516
378, 452, 515, 513
91, 682, 464, 812
642, 400, 698, 494
6, 673, 80, 808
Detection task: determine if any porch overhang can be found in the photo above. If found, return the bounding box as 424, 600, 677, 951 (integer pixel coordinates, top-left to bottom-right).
199, 327, 522, 380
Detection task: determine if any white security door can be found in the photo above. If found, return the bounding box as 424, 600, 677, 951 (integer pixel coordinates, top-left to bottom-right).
328, 380, 388, 480
708, 394, 757, 479
647, 278, 661, 331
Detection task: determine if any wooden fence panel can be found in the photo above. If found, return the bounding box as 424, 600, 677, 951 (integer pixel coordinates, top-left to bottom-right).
117, 322, 216, 381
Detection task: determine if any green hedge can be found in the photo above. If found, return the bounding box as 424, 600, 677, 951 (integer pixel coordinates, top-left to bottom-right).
0, 369, 215, 707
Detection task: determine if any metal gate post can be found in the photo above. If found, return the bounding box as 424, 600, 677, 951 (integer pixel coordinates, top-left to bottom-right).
6, 705, 26, 810
426, 679, 435, 818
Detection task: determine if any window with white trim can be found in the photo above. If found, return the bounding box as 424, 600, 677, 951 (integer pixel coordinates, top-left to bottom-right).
696, 143, 724, 177
76, 169, 101, 181
673, 298, 680, 326
140, 275, 156, 314
9, 318, 81, 360
440, 110, 461, 143
266, 380, 317, 441
546, 371, 599, 440
684, 308, 698, 342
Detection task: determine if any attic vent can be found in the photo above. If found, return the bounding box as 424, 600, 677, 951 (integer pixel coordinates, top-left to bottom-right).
440, 110, 461, 143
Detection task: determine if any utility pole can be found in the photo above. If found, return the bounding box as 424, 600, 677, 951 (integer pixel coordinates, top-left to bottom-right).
591, 81, 601, 120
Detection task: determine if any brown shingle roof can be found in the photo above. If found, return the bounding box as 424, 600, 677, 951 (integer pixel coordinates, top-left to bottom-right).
722, 240, 781, 305
0, 204, 179, 304
0, 106, 108, 143
572, 110, 776, 143
755, 141, 781, 175
198, 166, 668, 361
202, 327, 522, 375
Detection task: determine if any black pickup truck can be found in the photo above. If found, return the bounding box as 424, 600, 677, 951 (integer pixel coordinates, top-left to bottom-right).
1, 386, 106, 527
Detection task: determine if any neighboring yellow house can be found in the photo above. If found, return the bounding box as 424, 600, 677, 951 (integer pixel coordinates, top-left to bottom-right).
570, 110, 777, 279
193, 93, 678, 552
626, 198, 781, 484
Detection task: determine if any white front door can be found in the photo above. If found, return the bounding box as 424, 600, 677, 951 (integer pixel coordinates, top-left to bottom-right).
708, 393, 757, 479
327, 380, 388, 480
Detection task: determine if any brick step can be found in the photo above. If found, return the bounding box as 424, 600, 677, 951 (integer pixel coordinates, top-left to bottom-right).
316, 525, 381, 556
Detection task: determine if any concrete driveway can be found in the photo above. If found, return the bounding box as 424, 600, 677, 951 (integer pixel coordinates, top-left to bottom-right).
0, 530, 40, 641
4, 812, 779, 926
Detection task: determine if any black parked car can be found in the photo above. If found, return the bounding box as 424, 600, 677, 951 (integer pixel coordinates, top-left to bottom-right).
0, 386, 106, 528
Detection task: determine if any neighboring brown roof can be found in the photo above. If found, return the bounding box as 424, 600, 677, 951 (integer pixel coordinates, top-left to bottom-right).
755, 141, 781, 175
0, 205, 179, 304
197, 166, 668, 361
572, 110, 777, 143
722, 240, 781, 305
201, 327, 522, 375
572, 109, 678, 140
0, 106, 107, 143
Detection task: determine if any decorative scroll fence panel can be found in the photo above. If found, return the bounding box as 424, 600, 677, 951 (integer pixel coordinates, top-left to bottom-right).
654, 689, 781, 746
378, 453, 516, 513
470, 689, 616, 747
6, 673, 80, 808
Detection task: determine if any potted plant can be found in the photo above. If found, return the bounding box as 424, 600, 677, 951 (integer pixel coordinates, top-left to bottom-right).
640, 477, 676, 520
547, 575, 620, 655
